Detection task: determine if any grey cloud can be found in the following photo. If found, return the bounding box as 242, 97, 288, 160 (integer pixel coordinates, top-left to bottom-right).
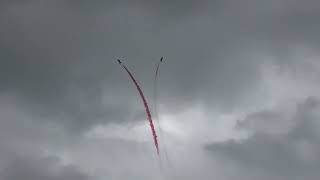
66, 0, 218, 17
1, 0, 320, 153
1, 1, 320, 179
0, 0, 264, 132
206, 97, 320, 180
236, 109, 294, 136
1, 155, 89, 180
4, 0, 318, 125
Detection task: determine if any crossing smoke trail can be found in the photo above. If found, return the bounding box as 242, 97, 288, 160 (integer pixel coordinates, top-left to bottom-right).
153, 57, 175, 169
117, 59, 160, 155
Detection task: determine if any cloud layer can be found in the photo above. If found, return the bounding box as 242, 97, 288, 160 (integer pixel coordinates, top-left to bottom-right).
1, 0, 320, 180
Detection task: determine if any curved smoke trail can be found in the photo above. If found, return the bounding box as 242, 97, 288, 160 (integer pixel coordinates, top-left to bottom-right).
117, 59, 160, 155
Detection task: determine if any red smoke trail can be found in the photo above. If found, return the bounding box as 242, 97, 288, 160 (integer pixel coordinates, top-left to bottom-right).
118, 60, 160, 155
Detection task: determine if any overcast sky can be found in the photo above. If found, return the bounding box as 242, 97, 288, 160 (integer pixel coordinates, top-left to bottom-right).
1, 1, 320, 180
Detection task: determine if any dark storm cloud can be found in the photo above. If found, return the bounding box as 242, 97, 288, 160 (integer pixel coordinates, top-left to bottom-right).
206, 97, 320, 179
0, 1, 147, 131
1, 0, 320, 132
0, 0, 261, 132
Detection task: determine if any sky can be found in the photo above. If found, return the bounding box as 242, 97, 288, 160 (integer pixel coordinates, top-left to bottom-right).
1, 0, 320, 180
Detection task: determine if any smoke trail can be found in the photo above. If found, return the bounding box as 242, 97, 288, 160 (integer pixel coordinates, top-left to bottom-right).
153, 57, 174, 168
117, 59, 160, 155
